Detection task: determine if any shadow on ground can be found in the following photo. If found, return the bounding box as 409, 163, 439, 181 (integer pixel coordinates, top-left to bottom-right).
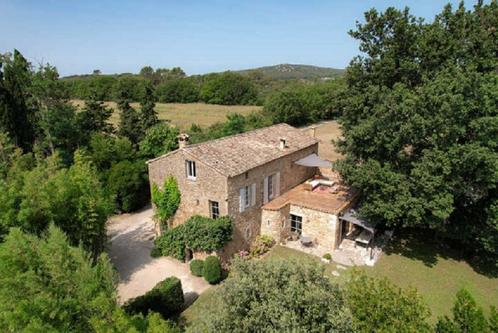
384, 229, 497, 278
109, 220, 155, 283
183, 291, 199, 309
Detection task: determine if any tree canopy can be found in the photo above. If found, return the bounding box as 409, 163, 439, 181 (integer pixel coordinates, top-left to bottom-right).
188, 258, 353, 333
337, 2, 498, 263
0, 225, 179, 333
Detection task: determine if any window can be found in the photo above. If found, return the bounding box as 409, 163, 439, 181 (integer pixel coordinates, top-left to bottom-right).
186, 160, 196, 180
264, 172, 280, 203
239, 183, 256, 212
245, 185, 253, 208
209, 201, 220, 219
267, 174, 274, 199
290, 214, 302, 234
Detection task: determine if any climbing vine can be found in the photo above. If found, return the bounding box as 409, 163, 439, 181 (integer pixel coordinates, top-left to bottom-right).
151, 176, 180, 225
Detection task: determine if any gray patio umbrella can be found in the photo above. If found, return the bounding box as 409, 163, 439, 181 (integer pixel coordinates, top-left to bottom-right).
294, 153, 332, 168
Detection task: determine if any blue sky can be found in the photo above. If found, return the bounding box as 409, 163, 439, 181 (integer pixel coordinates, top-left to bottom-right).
1, 0, 464, 76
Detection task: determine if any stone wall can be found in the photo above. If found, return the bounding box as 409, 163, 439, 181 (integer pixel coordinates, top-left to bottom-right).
261, 205, 290, 243
262, 204, 340, 252
289, 205, 338, 250
224, 144, 318, 255
148, 143, 318, 259
147, 150, 228, 228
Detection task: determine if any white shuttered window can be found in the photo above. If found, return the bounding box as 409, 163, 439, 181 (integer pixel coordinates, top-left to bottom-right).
239, 183, 256, 212
264, 172, 280, 203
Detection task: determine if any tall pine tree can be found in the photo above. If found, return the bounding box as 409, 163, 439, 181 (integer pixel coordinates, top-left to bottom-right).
0, 50, 35, 151
76, 93, 114, 146
139, 81, 158, 132
117, 99, 142, 145
114, 78, 143, 144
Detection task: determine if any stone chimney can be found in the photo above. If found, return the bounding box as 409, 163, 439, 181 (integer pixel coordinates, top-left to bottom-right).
308, 126, 317, 138
178, 133, 190, 149
279, 138, 287, 149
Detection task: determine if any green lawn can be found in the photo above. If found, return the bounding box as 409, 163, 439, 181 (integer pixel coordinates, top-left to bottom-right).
180, 285, 220, 326
364, 233, 498, 322
267, 235, 498, 322
181, 234, 498, 326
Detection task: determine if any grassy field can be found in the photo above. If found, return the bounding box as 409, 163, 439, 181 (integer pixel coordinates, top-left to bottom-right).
181, 236, 498, 326
269, 238, 498, 322
366, 232, 498, 322
71, 100, 262, 129
302, 120, 343, 161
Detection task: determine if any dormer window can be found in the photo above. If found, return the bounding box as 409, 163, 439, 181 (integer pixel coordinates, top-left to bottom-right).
186, 160, 196, 180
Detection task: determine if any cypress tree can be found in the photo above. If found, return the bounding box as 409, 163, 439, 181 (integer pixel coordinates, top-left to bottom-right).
139, 82, 158, 132
0, 50, 35, 151
118, 99, 142, 145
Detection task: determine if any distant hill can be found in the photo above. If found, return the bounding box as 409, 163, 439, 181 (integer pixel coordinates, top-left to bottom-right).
235, 64, 345, 80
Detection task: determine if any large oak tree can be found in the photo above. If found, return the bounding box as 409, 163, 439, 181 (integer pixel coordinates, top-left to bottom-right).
337, 2, 498, 263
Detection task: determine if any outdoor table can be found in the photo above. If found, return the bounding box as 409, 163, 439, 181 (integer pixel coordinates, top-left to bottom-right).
355, 230, 372, 246
300, 235, 312, 246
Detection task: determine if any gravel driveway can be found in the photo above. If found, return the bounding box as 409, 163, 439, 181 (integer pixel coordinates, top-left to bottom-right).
107, 206, 210, 304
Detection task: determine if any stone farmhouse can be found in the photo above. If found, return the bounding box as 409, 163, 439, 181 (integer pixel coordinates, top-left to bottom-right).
147, 123, 374, 260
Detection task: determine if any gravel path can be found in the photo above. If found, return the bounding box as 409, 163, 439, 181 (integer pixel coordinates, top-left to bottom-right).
107, 206, 210, 304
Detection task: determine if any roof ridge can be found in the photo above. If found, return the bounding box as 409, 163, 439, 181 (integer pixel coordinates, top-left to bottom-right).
183, 123, 292, 151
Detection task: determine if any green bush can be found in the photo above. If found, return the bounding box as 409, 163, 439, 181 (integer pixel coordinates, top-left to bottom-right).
154, 225, 187, 260
190, 259, 204, 277
203, 256, 222, 284
182, 216, 233, 252
323, 253, 332, 260
124, 277, 184, 318
250, 235, 275, 257
154, 215, 232, 260
107, 160, 149, 212
346, 271, 431, 332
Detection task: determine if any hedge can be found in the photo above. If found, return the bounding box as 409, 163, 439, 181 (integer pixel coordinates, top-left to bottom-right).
154, 215, 232, 260
203, 256, 222, 284
190, 259, 204, 277
123, 276, 184, 318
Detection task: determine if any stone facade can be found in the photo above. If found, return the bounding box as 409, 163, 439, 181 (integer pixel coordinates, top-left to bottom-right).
147, 150, 228, 228
223, 145, 317, 255
147, 132, 318, 258
262, 204, 340, 250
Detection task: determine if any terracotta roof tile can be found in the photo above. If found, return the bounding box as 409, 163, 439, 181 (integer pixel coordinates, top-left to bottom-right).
180, 123, 318, 177
262, 183, 357, 215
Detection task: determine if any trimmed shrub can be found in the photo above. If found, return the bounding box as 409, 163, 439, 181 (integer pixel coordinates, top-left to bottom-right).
250, 235, 275, 257
124, 277, 184, 318
182, 216, 233, 252
154, 215, 232, 260
190, 259, 205, 277
203, 256, 222, 284
323, 253, 332, 260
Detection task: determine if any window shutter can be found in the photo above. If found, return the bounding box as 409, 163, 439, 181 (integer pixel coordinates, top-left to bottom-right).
275, 172, 280, 197
185, 161, 188, 178
263, 176, 269, 204
251, 183, 256, 206
239, 188, 245, 212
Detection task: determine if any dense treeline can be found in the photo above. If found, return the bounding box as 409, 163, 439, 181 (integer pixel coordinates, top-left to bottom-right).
63, 68, 260, 105
0, 49, 184, 251
62, 64, 346, 111
337, 2, 498, 265
0, 49, 185, 331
